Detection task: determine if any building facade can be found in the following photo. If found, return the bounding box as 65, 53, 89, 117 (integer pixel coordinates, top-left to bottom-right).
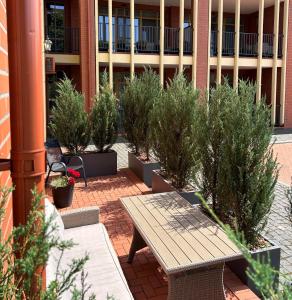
44, 0, 292, 127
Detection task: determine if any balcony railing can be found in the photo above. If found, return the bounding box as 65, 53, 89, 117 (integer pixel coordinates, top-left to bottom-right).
47, 27, 80, 54
98, 23, 193, 55
136, 26, 160, 53
211, 31, 283, 58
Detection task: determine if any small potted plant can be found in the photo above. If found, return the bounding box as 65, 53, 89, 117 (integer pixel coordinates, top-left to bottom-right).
122, 68, 161, 187
50, 168, 80, 208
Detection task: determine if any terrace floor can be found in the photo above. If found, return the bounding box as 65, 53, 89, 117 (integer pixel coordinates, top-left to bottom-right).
48, 166, 259, 299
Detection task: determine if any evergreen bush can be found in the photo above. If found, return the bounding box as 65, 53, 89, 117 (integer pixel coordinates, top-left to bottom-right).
151, 73, 200, 189
49, 77, 91, 154
0, 186, 95, 299
195, 80, 278, 247
122, 68, 161, 159
91, 72, 118, 153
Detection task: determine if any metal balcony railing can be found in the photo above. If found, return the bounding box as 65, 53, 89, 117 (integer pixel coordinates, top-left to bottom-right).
164, 27, 179, 53
211, 31, 283, 58
47, 27, 80, 54
135, 26, 160, 53
98, 23, 193, 55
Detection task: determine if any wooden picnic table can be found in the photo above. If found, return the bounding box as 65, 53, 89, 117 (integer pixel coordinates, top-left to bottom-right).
121, 192, 243, 300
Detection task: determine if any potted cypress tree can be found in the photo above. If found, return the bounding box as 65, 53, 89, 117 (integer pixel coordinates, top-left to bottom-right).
88, 72, 118, 176
150, 73, 200, 204
194, 80, 280, 296
122, 68, 161, 187
49, 76, 91, 155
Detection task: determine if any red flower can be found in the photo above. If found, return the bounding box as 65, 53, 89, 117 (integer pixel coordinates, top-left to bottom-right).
68, 177, 75, 186
67, 168, 80, 178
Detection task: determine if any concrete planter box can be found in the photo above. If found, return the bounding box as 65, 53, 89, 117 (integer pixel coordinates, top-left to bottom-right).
151, 170, 200, 205
128, 152, 160, 187
77, 150, 117, 178
227, 239, 281, 297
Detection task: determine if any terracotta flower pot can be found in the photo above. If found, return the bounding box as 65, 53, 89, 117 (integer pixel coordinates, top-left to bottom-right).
52, 184, 74, 209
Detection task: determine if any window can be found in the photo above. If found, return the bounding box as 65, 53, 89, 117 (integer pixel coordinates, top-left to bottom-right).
46, 2, 65, 52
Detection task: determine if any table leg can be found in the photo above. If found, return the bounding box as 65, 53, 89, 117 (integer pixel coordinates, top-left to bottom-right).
167, 263, 226, 300
127, 227, 147, 263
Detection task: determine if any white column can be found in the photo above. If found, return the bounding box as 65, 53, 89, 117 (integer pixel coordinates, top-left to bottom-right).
108, 0, 113, 88
256, 0, 264, 102
192, 0, 198, 88
130, 0, 135, 79
280, 0, 290, 125
160, 0, 165, 85
179, 0, 184, 73
233, 0, 240, 89
271, 0, 280, 125
217, 0, 223, 84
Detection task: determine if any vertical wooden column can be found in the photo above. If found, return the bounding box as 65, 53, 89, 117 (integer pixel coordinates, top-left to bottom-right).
108, 0, 113, 88
256, 0, 264, 102
7, 0, 45, 225
192, 0, 198, 88
95, 0, 99, 92
233, 0, 240, 89
217, 0, 223, 84
160, 0, 165, 85
130, 0, 135, 79
271, 0, 280, 125
280, 0, 290, 126
179, 0, 184, 73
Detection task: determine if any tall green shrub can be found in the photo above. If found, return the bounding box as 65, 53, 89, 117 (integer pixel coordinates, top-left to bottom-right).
195, 80, 278, 247
151, 73, 200, 190
122, 68, 161, 159
91, 72, 118, 153
49, 77, 91, 154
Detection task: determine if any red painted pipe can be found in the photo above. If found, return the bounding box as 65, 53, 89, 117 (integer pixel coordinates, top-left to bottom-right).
7, 0, 45, 225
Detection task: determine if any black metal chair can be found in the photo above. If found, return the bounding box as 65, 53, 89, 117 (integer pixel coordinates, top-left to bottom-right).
45, 139, 87, 187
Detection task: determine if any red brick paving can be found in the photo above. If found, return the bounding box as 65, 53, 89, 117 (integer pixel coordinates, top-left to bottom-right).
47, 169, 259, 300
273, 143, 292, 185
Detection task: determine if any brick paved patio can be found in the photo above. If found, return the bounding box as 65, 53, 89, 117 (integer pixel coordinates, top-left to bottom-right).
48, 169, 258, 300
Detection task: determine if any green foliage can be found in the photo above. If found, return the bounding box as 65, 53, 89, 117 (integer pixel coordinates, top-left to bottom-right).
151, 73, 200, 189
195, 80, 278, 247
49, 76, 91, 154
122, 68, 161, 159
50, 176, 69, 188
91, 72, 118, 153
198, 193, 292, 300
0, 186, 94, 299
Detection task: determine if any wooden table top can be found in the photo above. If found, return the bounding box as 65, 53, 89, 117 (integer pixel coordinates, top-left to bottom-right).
121, 192, 242, 275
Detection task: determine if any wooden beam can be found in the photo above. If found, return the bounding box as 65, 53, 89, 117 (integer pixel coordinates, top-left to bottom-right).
192, 0, 198, 88
160, 0, 165, 85
233, 0, 240, 89
179, 0, 184, 73
256, 0, 264, 102
271, 0, 280, 125
130, 0, 134, 79
108, 0, 113, 88
95, 0, 99, 92
217, 0, 223, 84
280, 0, 290, 125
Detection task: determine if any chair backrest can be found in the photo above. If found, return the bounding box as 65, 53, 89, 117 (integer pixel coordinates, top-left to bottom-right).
45, 139, 63, 165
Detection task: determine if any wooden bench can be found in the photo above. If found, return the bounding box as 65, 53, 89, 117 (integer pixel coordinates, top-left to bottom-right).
121, 192, 243, 300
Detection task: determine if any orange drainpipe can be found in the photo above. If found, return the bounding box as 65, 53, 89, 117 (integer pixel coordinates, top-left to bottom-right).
7, 1, 45, 226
